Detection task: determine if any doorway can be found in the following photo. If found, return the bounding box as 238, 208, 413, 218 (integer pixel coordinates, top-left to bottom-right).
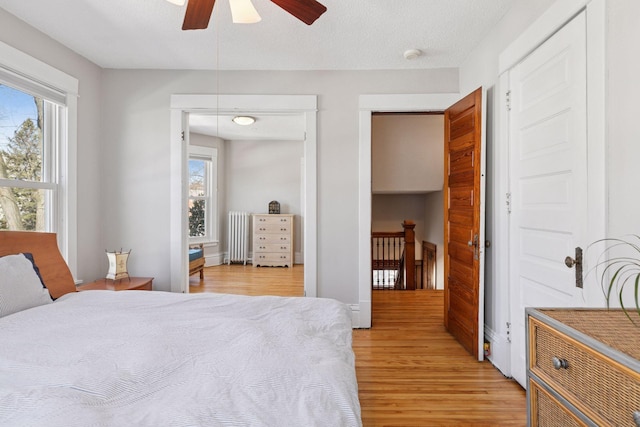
370, 112, 445, 292
169, 94, 318, 298
187, 112, 305, 286
357, 93, 460, 329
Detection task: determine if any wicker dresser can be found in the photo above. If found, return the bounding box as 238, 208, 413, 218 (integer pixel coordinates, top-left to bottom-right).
252, 214, 294, 267
526, 308, 640, 426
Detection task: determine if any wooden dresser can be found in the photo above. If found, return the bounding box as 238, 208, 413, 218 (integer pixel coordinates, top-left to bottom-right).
252, 214, 294, 267
526, 308, 640, 426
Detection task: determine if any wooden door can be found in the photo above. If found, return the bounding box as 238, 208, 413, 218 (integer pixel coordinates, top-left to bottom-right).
422, 241, 437, 290
444, 88, 486, 361
508, 11, 587, 387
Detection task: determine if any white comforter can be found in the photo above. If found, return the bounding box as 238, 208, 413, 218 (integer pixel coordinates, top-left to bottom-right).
0, 291, 362, 427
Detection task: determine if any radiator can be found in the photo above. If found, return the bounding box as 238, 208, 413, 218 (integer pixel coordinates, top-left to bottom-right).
226, 211, 250, 265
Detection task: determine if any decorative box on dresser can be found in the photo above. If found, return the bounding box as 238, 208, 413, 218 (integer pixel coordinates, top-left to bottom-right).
252, 214, 294, 267
526, 308, 640, 427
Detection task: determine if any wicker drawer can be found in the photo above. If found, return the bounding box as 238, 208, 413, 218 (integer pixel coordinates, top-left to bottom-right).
529, 378, 587, 427
528, 313, 640, 426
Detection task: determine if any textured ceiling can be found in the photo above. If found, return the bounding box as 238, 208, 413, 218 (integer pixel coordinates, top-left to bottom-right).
0, 0, 516, 70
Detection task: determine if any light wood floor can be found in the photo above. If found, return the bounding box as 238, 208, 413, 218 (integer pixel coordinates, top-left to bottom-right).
190, 265, 526, 426
188, 264, 304, 296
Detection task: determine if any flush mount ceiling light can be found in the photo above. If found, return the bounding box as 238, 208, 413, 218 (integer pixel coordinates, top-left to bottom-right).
232, 116, 256, 126
166, 0, 186, 5
403, 49, 422, 60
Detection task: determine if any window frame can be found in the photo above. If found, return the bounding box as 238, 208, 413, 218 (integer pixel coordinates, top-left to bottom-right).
0, 94, 59, 231
188, 145, 218, 245
0, 40, 78, 277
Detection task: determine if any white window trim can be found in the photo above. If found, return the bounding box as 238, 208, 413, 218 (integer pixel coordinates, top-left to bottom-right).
0, 41, 78, 278
188, 145, 218, 244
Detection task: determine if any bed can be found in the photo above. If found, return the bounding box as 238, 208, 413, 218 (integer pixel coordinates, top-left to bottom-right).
189, 243, 205, 280
0, 231, 362, 426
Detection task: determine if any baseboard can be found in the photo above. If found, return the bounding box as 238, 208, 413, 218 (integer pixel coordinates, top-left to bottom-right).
484, 324, 511, 377
349, 301, 371, 329
205, 253, 224, 267
349, 304, 360, 328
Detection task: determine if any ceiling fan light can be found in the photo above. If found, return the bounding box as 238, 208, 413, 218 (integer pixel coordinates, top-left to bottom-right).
166, 0, 186, 6
232, 116, 256, 126
230, 0, 262, 24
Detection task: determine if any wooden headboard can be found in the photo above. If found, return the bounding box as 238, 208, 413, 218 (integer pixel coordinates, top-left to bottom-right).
0, 231, 77, 299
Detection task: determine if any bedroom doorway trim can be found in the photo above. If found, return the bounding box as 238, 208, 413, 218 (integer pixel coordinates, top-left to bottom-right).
170, 94, 318, 297
358, 93, 459, 328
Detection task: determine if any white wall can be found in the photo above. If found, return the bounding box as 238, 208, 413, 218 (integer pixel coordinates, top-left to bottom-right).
223, 139, 303, 260
100, 69, 459, 300
372, 194, 426, 246
0, 8, 104, 283
372, 114, 444, 193
607, 0, 640, 239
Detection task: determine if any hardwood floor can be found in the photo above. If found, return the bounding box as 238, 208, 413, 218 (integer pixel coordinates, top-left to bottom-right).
190, 265, 526, 426
188, 264, 304, 296
355, 290, 526, 426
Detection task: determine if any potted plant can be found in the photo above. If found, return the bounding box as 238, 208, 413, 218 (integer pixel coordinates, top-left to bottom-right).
590, 234, 640, 324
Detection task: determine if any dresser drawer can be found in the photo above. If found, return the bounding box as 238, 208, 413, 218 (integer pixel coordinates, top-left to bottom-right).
254, 234, 291, 245
254, 215, 292, 231
529, 317, 640, 426
254, 253, 291, 264
254, 243, 290, 253
529, 378, 588, 427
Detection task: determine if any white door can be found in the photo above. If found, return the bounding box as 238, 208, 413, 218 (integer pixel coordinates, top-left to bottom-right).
508, 11, 587, 387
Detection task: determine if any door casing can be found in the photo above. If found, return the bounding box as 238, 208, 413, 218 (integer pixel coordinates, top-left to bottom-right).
358, 94, 460, 328
493, 0, 607, 378
170, 94, 318, 297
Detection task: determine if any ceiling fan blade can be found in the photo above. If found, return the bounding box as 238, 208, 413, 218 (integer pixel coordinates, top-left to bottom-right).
270, 0, 327, 25
182, 0, 216, 30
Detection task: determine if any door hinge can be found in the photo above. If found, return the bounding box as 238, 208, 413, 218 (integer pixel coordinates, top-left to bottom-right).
181, 131, 185, 142
506, 192, 512, 214
506, 322, 512, 343
505, 90, 512, 111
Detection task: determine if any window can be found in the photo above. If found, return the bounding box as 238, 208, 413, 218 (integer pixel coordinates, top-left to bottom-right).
188, 145, 217, 243
0, 84, 59, 232
0, 40, 78, 274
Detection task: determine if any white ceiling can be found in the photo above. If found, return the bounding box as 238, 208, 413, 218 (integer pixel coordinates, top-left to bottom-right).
190, 112, 305, 140
0, 0, 517, 139
0, 0, 516, 71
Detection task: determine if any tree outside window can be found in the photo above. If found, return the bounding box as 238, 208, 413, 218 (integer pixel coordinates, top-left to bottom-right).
188, 158, 207, 238
0, 84, 50, 231
188, 144, 217, 243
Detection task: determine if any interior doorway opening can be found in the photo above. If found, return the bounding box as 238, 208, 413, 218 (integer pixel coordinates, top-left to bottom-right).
169, 94, 318, 298
370, 112, 445, 293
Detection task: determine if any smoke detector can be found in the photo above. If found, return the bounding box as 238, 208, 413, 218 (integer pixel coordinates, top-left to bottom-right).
403, 49, 422, 60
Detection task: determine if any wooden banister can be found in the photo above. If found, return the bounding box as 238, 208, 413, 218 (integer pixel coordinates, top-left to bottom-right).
371, 220, 417, 290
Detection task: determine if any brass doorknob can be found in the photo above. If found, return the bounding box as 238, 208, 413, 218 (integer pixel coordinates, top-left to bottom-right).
565, 256, 576, 268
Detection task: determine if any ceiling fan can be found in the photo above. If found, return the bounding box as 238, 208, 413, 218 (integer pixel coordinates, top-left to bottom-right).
169, 0, 327, 30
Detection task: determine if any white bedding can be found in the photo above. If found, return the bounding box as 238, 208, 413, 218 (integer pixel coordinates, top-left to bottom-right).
0, 291, 362, 426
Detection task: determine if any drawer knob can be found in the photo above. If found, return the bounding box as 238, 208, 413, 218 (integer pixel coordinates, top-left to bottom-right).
552, 356, 569, 370
633, 411, 640, 427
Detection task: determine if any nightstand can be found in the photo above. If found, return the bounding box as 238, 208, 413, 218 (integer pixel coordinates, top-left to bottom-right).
77, 277, 154, 291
